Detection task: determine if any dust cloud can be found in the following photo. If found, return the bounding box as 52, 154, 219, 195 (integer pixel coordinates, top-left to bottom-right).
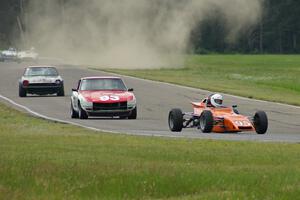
21, 0, 263, 68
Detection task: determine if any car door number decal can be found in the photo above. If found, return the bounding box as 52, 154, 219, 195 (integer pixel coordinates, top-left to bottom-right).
100, 95, 120, 101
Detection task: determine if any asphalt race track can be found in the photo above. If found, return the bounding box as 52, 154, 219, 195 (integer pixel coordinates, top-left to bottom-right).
1, 61, 300, 143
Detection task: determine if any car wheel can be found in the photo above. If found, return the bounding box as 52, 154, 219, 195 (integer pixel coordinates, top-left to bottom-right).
128, 107, 137, 119
70, 103, 79, 118
199, 110, 214, 133
78, 102, 88, 119
57, 86, 65, 96
253, 111, 268, 134
19, 85, 27, 97
168, 108, 183, 132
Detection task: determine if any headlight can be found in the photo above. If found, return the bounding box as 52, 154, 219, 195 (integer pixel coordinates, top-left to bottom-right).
55, 79, 61, 84
80, 96, 93, 108
127, 96, 136, 108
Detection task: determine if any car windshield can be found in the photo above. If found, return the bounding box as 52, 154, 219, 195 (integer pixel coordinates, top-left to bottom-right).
80, 78, 127, 91
24, 67, 58, 76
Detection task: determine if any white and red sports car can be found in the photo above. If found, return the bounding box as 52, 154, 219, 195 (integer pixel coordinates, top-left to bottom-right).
70, 76, 137, 119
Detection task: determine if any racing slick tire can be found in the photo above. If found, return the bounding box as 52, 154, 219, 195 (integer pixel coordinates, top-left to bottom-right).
57, 85, 65, 96
168, 108, 183, 132
199, 110, 214, 133
128, 107, 137, 119
78, 102, 88, 119
253, 111, 268, 134
19, 85, 27, 97
70, 103, 79, 118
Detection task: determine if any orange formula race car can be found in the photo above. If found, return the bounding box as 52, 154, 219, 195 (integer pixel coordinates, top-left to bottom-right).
168, 97, 268, 134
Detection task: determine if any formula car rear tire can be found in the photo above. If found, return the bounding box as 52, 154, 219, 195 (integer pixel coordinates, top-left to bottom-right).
128, 107, 137, 119
78, 102, 88, 119
168, 108, 183, 132
254, 111, 268, 134
19, 85, 27, 97
199, 110, 214, 133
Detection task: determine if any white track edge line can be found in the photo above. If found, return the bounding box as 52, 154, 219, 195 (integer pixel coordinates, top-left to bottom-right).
0, 93, 188, 139
1, 94, 298, 143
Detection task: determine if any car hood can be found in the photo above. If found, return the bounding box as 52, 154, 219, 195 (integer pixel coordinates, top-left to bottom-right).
22, 76, 62, 83
79, 90, 134, 103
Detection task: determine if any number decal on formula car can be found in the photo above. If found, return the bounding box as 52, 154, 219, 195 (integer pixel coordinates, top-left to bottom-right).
100, 95, 120, 101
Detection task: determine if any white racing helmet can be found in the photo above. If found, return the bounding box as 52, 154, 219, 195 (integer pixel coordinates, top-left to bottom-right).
210, 93, 223, 107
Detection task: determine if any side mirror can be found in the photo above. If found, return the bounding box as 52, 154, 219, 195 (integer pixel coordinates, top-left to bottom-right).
72, 88, 77, 92
128, 88, 134, 92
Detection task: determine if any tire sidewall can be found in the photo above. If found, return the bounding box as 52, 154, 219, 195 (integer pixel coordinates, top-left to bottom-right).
70, 102, 78, 118
199, 110, 214, 133
78, 102, 88, 119
168, 108, 183, 132
128, 107, 137, 119
254, 111, 268, 134
19, 84, 26, 97
57, 85, 65, 96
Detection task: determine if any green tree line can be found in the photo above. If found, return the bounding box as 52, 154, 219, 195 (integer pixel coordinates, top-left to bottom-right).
190, 0, 300, 54
1, 0, 299, 53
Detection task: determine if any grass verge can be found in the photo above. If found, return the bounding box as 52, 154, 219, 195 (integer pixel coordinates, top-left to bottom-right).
0, 102, 300, 199
97, 55, 300, 106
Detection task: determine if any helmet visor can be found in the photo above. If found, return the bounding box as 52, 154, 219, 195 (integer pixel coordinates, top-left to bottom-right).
215, 99, 223, 105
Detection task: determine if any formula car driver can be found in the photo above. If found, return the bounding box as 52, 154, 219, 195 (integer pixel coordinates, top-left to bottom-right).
206, 93, 223, 107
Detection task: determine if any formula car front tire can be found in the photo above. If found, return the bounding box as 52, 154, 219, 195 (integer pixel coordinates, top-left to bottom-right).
254, 111, 268, 134
19, 85, 27, 97
168, 108, 183, 132
199, 110, 214, 133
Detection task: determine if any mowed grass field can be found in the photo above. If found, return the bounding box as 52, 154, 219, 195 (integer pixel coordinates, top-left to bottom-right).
1, 103, 300, 199
99, 55, 300, 106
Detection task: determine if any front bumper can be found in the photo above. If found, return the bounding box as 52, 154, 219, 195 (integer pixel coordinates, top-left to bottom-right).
82, 102, 136, 117
23, 83, 63, 94
85, 109, 135, 117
